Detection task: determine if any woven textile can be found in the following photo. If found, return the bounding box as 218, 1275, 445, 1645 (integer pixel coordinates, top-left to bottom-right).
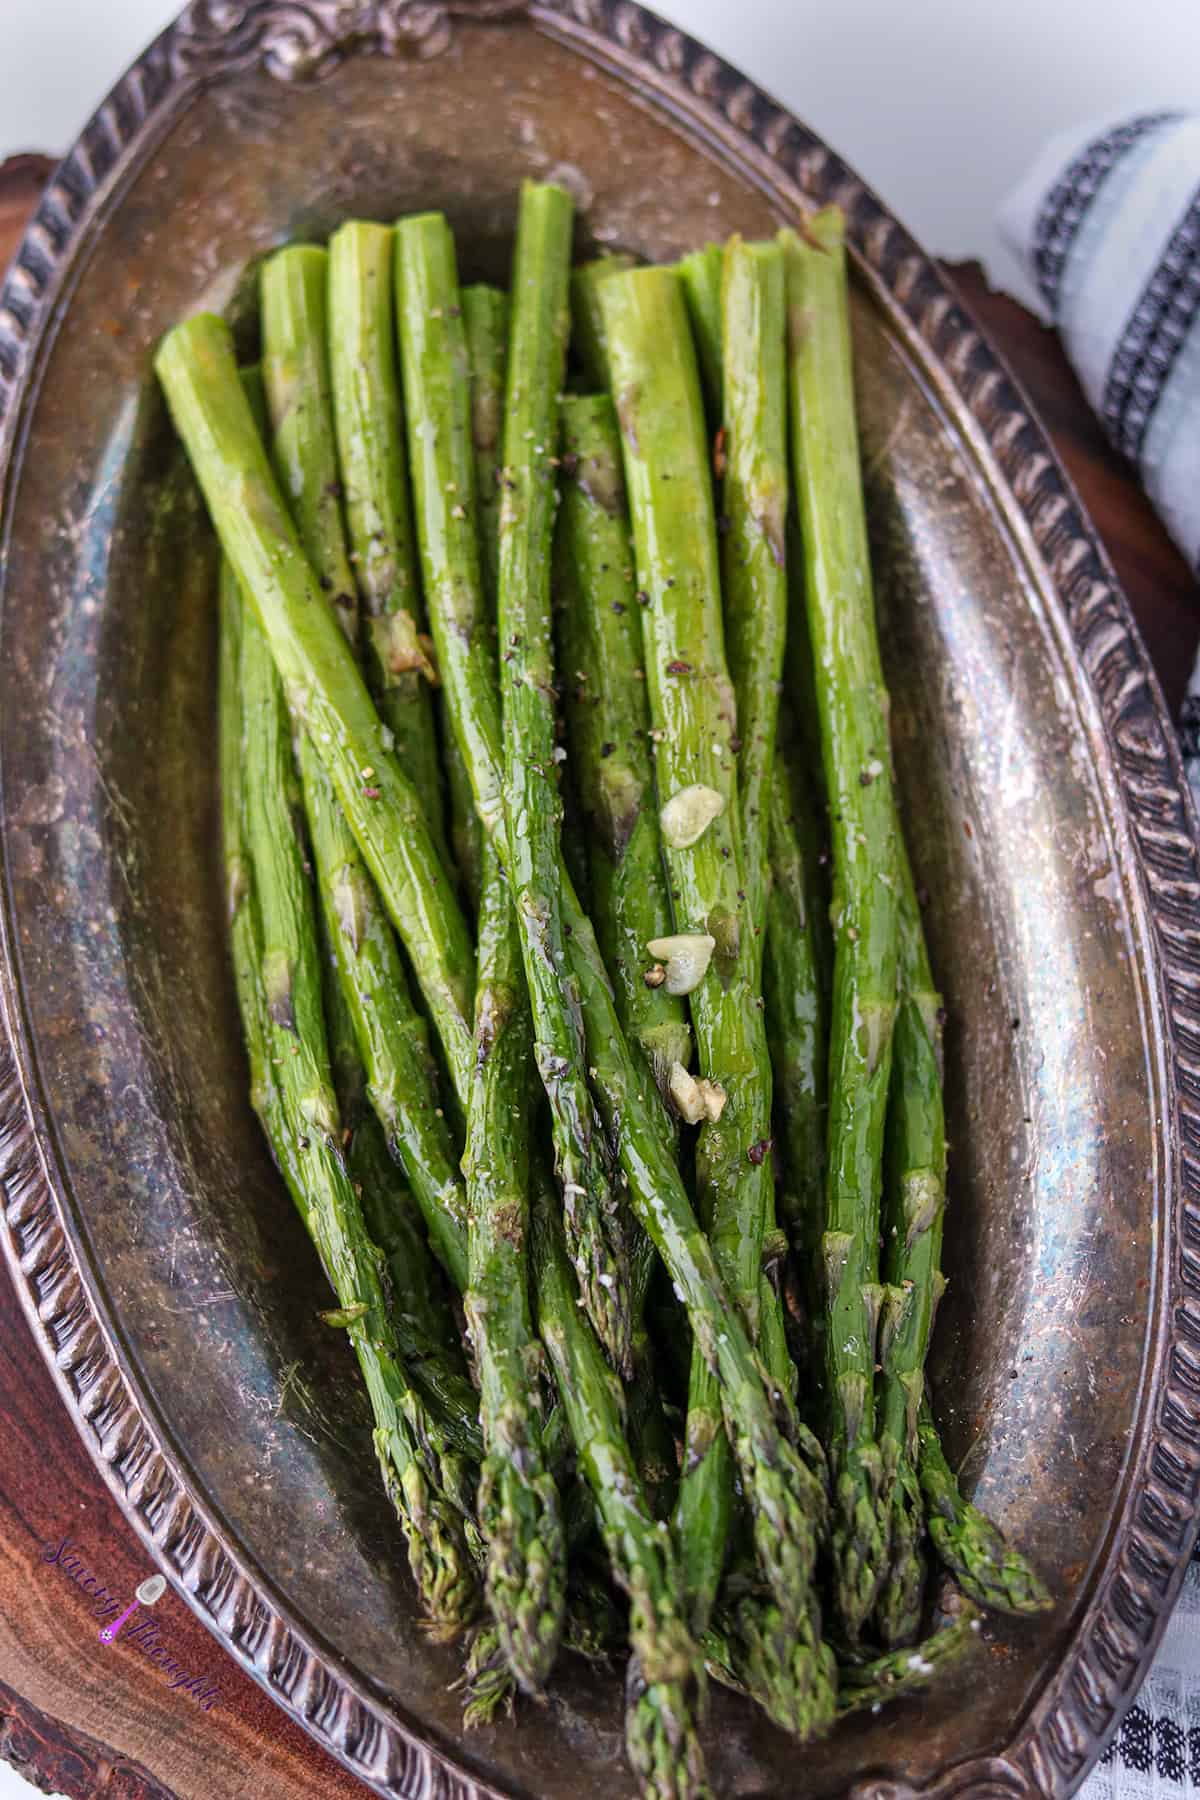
1000, 113, 1200, 808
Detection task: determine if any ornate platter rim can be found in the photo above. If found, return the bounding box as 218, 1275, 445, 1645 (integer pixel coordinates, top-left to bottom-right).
1, 4, 1198, 1796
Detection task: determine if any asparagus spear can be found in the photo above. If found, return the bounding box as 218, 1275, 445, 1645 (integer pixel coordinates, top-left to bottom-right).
496, 182, 631, 1372
395, 199, 631, 1374
448, 282, 509, 919
349, 1111, 481, 1462
459, 1563, 627, 1729
783, 207, 900, 1641
836, 1592, 980, 1715
678, 244, 724, 420
462, 282, 508, 607
443, 722, 484, 920
555, 393, 690, 1082
155, 314, 477, 1100
886, 873, 1047, 1618
303, 742, 469, 1290
531, 1170, 707, 1800
220, 558, 284, 1156
874, 842, 943, 1646
763, 762, 828, 1289
703, 1604, 835, 1739
917, 1403, 1051, 1616
602, 265, 807, 1635
719, 236, 788, 939
314, 853, 477, 1457
464, 848, 566, 1692
261, 247, 359, 646
327, 222, 446, 845
709, 246, 814, 1578
393, 217, 501, 838
570, 253, 636, 390
232, 575, 477, 1631
551, 400, 679, 1491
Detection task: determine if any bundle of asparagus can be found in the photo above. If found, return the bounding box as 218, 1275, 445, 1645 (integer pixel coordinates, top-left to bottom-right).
157, 183, 1049, 1800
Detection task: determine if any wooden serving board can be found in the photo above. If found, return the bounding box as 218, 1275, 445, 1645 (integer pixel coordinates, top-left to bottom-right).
0, 155, 1194, 1800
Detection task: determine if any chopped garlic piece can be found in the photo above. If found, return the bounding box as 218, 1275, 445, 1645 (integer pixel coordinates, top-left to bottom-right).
659, 783, 725, 849
667, 1062, 707, 1125
696, 1078, 727, 1122
645, 931, 717, 996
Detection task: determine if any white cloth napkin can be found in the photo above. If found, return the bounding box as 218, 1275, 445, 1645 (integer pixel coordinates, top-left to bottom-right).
999, 113, 1200, 806
1083, 1551, 1200, 1797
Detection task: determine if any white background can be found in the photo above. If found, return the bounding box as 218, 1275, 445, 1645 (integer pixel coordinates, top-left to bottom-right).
1, 1, 1198, 1796
4, 0, 1200, 306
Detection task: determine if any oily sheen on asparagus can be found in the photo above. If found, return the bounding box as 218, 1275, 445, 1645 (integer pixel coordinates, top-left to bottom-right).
156, 188, 1050, 1800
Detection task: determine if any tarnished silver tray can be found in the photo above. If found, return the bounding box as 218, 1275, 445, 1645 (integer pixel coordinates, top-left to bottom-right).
1, 4, 1198, 1795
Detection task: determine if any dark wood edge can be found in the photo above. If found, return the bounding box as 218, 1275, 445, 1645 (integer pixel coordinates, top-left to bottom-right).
0, 1676, 177, 1800
1, 5, 1199, 1798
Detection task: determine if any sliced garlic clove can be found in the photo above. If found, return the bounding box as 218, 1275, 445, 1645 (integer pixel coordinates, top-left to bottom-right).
645, 931, 717, 996
659, 783, 725, 850
667, 1061, 708, 1125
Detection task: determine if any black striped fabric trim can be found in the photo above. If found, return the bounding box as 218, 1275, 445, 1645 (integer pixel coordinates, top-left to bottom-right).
1102, 183, 1200, 465
1181, 695, 1200, 766
1032, 113, 1181, 317
1098, 1700, 1198, 1786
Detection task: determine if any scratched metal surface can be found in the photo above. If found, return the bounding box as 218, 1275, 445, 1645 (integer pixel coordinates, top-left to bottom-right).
0, 10, 1184, 1799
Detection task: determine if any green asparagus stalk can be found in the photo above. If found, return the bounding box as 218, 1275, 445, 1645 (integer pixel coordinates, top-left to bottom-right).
464, 847, 566, 1693
874, 842, 943, 1646
917, 1403, 1051, 1616
233, 577, 477, 1632
303, 752, 469, 1290
702, 1585, 836, 1739
327, 222, 446, 845
763, 762, 828, 1284
555, 393, 690, 1082
450, 282, 508, 919
571, 253, 636, 390
462, 282, 509, 607
393, 217, 501, 838
496, 183, 630, 1374
314, 850, 477, 1459
258, 261, 472, 1285
719, 236, 788, 938
155, 314, 477, 1100
459, 1570, 626, 1730
783, 207, 900, 1641
531, 1171, 707, 1800
394, 199, 631, 1374
678, 244, 724, 420
443, 720, 484, 920
459, 1622, 517, 1730
601, 265, 804, 1636
349, 1112, 481, 1462
221, 558, 283, 1156
261, 246, 359, 646
779, 576, 833, 991
836, 1592, 980, 1715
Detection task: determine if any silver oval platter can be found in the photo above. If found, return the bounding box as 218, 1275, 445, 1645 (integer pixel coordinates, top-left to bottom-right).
1, 4, 1199, 1796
